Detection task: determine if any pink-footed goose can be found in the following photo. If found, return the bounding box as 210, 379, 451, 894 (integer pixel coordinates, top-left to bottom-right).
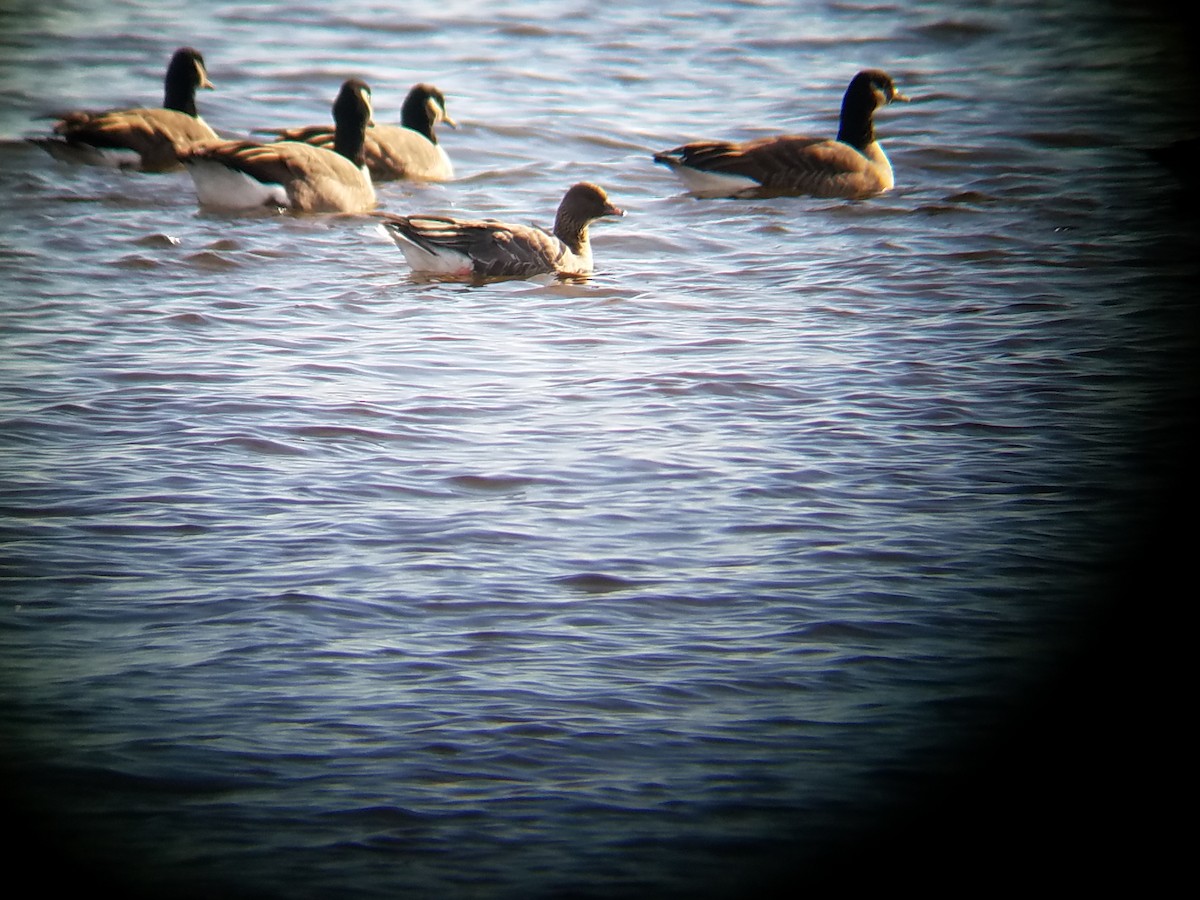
378, 182, 624, 280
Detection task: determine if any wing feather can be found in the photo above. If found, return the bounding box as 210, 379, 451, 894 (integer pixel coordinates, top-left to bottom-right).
270, 124, 450, 182
659, 135, 888, 198
183, 139, 375, 212
41, 107, 217, 171
382, 214, 566, 278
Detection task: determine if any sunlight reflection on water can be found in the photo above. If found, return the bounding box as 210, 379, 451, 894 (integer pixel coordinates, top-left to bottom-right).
1, 1, 1194, 897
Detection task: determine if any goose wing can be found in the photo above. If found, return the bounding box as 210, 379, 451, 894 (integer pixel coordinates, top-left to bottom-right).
364, 125, 451, 181
381, 214, 566, 278
269, 124, 448, 182
658, 135, 886, 198
38, 107, 217, 171
265, 124, 335, 146
183, 139, 374, 213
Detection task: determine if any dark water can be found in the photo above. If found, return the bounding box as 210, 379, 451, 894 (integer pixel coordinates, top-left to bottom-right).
1, 1, 1195, 896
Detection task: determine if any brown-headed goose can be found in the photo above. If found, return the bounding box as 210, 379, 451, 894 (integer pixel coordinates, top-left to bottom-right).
179, 79, 376, 214
267, 83, 456, 183
27, 47, 217, 173
654, 69, 909, 199
377, 182, 624, 280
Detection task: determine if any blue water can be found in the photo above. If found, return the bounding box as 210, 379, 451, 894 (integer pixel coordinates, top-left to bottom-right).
1, 1, 1195, 896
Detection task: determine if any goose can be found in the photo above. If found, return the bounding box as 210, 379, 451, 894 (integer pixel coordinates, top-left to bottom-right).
267, 83, 456, 182
377, 182, 624, 280
653, 69, 909, 199
179, 79, 376, 214
27, 47, 217, 173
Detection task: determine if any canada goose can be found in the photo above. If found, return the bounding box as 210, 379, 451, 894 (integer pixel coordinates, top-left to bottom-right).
268, 83, 456, 182
653, 69, 909, 199
378, 182, 624, 280
27, 47, 217, 173
180, 79, 376, 214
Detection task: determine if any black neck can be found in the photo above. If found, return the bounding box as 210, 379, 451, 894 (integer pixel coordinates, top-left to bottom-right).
333, 125, 367, 167
401, 92, 436, 142
836, 80, 877, 151
163, 67, 198, 116
332, 89, 370, 166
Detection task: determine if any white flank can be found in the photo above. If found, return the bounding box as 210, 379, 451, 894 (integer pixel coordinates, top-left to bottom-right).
665, 164, 761, 197
184, 159, 290, 210
381, 225, 473, 276
92, 146, 145, 169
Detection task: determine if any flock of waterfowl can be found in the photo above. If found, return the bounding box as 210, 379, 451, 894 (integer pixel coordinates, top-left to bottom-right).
26, 47, 909, 281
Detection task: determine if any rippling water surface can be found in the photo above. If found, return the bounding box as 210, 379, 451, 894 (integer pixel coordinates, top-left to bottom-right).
1, 1, 1195, 896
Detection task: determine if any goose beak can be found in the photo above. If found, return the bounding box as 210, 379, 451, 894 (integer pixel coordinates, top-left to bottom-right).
443, 112, 459, 129
605, 203, 625, 218
891, 90, 911, 103
199, 69, 215, 91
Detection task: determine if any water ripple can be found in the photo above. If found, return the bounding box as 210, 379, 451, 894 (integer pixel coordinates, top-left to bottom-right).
0, 2, 1191, 898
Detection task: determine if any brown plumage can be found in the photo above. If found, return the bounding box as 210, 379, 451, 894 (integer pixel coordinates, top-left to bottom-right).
27, 47, 217, 173
654, 69, 909, 199
180, 79, 376, 214
377, 182, 625, 280
267, 83, 456, 182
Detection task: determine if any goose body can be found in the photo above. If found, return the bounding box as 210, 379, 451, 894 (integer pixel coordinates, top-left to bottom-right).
378, 182, 624, 280
27, 47, 217, 173
654, 69, 908, 199
181, 79, 376, 214
268, 83, 456, 182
